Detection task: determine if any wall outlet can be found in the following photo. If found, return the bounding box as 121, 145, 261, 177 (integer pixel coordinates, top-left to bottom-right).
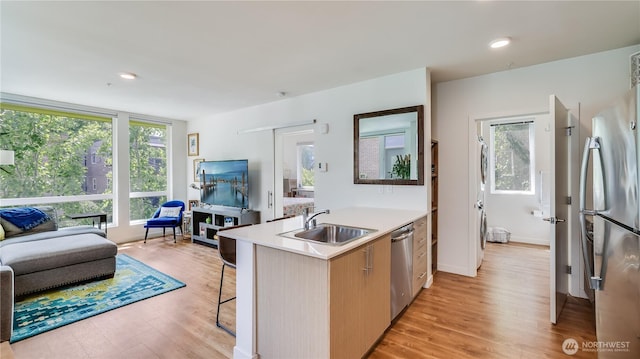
317, 162, 328, 172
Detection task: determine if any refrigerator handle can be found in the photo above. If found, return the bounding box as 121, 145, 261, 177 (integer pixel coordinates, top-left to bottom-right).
579, 137, 604, 291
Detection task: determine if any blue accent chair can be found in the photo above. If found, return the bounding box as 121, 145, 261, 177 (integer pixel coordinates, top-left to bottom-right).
144, 200, 185, 243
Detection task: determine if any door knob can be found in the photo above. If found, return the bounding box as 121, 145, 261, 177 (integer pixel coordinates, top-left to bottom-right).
543, 217, 566, 224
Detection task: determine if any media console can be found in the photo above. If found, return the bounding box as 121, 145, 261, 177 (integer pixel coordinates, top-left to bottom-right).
191, 206, 260, 247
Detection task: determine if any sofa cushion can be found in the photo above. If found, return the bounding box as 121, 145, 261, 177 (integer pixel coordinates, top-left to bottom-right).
0, 226, 105, 248
0, 234, 117, 275
0, 206, 58, 239
146, 217, 179, 226
159, 206, 181, 217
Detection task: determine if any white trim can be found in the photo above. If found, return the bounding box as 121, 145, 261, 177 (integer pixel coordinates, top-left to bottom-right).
0, 92, 179, 125
0, 92, 117, 118
0, 194, 113, 207
508, 236, 550, 246
238, 119, 316, 134
129, 191, 167, 198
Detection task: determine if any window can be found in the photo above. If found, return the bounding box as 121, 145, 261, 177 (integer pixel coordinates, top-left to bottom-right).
384, 134, 405, 149
489, 120, 535, 194
297, 142, 314, 188
129, 120, 168, 221
0, 103, 114, 225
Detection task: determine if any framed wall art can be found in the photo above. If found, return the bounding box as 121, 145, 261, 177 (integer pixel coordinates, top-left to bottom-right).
188, 133, 199, 156
193, 158, 204, 181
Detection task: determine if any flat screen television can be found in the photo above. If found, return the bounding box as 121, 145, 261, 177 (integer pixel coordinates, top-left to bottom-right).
197, 159, 249, 209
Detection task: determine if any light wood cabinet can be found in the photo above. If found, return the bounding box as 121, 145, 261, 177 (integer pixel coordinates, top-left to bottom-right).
329, 235, 390, 358
255, 235, 390, 359
412, 216, 428, 297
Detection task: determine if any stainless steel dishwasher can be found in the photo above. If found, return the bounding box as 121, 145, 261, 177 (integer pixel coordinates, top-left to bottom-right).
390, 223, 414, 320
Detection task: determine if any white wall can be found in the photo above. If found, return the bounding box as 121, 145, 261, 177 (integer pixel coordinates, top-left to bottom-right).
434, 45, 640, 296
187, 68, 431, 221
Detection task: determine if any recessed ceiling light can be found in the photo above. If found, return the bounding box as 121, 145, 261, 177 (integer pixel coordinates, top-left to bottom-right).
489, 37, 511, 49
120, 72, 137, 80
276, 91, 287, 97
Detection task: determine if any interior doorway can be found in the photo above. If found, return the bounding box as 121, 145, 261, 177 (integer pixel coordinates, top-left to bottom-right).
470, 112, 552, 274
468, 96, 581, 324
273, 126, 315, 220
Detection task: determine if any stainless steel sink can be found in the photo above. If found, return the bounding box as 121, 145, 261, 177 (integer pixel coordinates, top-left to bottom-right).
279, 223, 376, 246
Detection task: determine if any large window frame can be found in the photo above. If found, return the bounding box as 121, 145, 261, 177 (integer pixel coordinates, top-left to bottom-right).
1, 94, 180, 234
489, 120, 536, 195
128, 119, 171, 224
0, 102, 116, 226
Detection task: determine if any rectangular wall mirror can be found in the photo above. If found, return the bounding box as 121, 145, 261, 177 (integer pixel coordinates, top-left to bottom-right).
354, 105, 424, 185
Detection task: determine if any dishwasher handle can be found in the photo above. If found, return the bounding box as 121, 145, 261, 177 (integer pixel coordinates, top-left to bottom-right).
391, 230, 414, 242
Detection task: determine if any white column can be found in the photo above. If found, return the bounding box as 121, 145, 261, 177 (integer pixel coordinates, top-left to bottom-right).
234, 239, 259, 359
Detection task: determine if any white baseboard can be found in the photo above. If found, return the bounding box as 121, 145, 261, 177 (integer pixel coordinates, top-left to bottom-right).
425, 274, 434, 288
233, 346, 259, 359
509, 235, 549, 246
436, 263, 476, 277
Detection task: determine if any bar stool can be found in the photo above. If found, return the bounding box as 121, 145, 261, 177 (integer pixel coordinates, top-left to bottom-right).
214, 224, 252, 337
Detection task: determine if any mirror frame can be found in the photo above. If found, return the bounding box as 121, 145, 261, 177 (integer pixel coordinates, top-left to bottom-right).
353, 105, 424, 185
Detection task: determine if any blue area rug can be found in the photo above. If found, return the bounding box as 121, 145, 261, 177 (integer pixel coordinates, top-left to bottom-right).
11, 254, 186, 343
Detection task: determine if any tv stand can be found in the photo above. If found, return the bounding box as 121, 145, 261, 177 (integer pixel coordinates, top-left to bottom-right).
191, 207, 260, 247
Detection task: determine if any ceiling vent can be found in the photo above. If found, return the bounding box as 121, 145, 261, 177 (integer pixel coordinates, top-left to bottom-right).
631, 51, 640, 88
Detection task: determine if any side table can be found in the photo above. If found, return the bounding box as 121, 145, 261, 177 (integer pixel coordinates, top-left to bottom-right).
69, 212, 108, 235
183, 211, 192, 239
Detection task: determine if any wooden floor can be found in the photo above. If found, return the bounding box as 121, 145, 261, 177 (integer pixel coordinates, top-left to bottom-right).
371, 243, 596, 359
9, 238, 596, 359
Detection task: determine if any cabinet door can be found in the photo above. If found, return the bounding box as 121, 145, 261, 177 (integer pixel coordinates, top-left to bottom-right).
329, 236, 390, 358
363, 236, 391, 347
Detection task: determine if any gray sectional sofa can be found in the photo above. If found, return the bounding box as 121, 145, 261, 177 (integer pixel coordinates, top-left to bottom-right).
0, 206, 117, 342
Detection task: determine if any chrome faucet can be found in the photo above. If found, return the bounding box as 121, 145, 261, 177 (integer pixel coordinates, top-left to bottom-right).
303, 208, 330, 230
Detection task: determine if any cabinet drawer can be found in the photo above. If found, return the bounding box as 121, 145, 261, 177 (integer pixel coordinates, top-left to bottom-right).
412, 259, 428, 296
413, 241, 427, 262
413, 217, 427, 234
413, 249, 428, 274
413, 234, 428, 252
413, 217, 427, 245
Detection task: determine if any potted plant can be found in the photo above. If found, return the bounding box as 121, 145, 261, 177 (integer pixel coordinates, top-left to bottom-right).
391, 154, 411, 179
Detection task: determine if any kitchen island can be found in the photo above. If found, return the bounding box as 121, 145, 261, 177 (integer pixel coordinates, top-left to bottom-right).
222, 207, 430, 359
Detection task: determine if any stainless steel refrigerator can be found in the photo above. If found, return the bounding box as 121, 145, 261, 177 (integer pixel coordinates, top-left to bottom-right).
580, 86, 640, 358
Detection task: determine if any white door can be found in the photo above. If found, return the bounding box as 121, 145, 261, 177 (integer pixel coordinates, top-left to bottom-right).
548, 95, 571, 324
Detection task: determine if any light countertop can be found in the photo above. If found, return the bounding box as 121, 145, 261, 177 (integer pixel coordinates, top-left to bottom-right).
221, 207, 427, 260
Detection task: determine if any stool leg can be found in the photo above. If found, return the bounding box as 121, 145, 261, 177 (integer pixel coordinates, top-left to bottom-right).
144, 228, 149, 243
216, 264, 236, 337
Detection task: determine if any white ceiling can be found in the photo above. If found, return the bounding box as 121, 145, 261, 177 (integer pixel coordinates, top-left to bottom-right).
1, 1, 639, 121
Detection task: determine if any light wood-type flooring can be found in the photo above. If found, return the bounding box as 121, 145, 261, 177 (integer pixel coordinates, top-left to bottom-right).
9, 238, 595, 359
